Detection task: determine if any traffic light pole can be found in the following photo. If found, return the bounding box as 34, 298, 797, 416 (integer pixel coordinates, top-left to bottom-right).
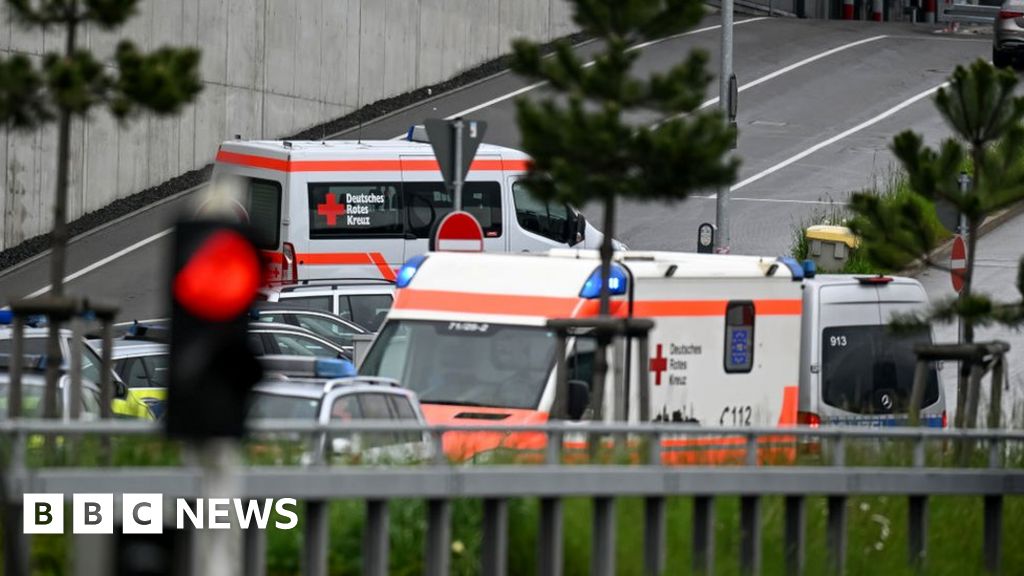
715, 0, 735, 253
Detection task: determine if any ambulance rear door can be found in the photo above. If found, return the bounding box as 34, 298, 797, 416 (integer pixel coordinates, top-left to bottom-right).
401, 155, 507, 257
302, 170, 405, 281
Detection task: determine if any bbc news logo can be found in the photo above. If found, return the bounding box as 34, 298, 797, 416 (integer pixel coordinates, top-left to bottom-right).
23, 494, 298, 534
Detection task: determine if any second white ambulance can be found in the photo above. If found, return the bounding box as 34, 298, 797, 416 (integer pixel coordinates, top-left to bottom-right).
212, 136, 612, 284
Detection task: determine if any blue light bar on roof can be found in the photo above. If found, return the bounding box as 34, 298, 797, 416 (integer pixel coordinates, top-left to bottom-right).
315, 358, 356, 379
775, 257, 804, 281
579, 264, 628, 299
396, 254, 428, 289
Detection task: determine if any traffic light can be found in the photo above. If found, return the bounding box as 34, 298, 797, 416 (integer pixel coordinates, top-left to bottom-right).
166, 221, 264, 439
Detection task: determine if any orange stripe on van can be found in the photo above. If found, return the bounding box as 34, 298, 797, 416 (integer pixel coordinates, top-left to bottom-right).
297, 252, 397, 281
394, 289, 582, 317
756, 299, 803, 315
216, 150, 515, 173
393, 290, 802, 319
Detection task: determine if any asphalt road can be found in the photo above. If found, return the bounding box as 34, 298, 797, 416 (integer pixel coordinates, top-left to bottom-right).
0, 17, 995, 321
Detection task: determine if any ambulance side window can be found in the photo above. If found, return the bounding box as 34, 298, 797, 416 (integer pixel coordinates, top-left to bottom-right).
247, 179, 282, 249
724, 302, 755, 373
404, 182, 502, 238
308, 183, 403, 238
512, 181, 571, 243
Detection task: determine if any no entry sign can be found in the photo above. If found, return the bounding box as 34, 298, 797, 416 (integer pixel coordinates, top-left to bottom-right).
431, 211, 484, 252
951, 234, 966, 293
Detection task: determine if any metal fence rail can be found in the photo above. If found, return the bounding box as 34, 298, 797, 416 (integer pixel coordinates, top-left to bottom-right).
2, 420, 1023, 576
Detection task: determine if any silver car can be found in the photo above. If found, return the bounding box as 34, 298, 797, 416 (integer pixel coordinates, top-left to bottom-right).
994, 0, 1024, 67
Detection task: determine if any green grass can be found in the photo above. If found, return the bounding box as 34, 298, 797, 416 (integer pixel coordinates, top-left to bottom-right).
790, 168, 951, 275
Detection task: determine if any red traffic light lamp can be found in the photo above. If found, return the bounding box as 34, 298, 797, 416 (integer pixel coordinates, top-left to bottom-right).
173, 229, 263, 321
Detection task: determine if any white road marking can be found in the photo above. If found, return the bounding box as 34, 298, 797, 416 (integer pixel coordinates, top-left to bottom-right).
392, 17, 769, 139
25, 227, 174, 298
695, 35, 888, 110
708, 81, 948, 199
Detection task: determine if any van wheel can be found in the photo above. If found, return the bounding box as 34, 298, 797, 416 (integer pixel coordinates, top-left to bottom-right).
993, 49, 1012, 69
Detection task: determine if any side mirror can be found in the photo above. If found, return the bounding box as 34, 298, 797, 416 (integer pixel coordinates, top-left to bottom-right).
113, 378, 128, 399
567, 379, 590, 421
567, 205, 586, 246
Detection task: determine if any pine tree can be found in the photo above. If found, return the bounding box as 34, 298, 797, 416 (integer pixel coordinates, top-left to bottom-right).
510, 0, 738, 414
0, 0, 202, 419
847, 60, 1024, 427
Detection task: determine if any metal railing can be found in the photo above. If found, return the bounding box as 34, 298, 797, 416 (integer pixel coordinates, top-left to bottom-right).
2, 420, 1023, 576
943, 3, 999, 23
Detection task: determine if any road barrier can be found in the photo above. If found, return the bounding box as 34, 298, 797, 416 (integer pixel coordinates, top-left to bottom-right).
943, 3, 1000, 23
2, 420, 1023, 576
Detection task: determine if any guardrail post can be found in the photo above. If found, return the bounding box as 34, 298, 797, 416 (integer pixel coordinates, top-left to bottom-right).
303, 501, 329, 576
740, 495, 762, 576
827, 496, 847, 576
364, 499, 389, 576
908, 495, 928, 570
644, 496, 666, 576
784, 495, 805, 576
693, 496, 715, 575
592, 497, 616, 576
482, 498, 508, 576
984, 495, 1002, 574
425, 499, 451, 576
244, 520, 267, 576
539, 497, 563, 576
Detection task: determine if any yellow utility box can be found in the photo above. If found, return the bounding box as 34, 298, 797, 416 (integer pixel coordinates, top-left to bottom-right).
805, 225, 859, 272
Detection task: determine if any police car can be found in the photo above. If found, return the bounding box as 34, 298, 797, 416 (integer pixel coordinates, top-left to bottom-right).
0, 326, 153, 420
248, 357, 432, 463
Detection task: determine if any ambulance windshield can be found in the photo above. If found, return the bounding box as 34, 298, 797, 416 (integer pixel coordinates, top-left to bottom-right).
360, 320, 557, 410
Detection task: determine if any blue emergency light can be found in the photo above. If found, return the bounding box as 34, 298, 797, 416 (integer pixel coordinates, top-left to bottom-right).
775, 257, 805, 281
396, 254, 428, 289
579, 265, 628, 299
315, 358, 357, 379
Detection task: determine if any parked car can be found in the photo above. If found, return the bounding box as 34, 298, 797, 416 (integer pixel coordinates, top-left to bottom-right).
0, 370, 103, 419
89, 335, 169, 419
247, 373, 432, 463
993, 0, 1024, 67
257, 279, 395, 332
248, 322, 351, 360
250, 302, 369, 351
0, 327, 153, 419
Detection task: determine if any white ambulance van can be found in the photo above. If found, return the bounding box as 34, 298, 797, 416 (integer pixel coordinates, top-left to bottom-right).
359, 250, 806, 461
211, 136, 610, 284
798, 275, 946, 428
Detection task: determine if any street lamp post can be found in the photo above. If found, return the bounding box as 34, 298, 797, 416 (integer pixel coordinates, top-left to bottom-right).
715, 0, 735, 253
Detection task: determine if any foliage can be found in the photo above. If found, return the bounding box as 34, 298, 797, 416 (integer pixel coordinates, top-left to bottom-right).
0, 0, 202, 128
847, 61, 1024, 334
510, 0, 736, 209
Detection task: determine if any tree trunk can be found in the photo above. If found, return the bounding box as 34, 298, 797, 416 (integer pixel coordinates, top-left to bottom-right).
955, 146, 982, 429
589, 195, 617, 422
43, 12, 77, 420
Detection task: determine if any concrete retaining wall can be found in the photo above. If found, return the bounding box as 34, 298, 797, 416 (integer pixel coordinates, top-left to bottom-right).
0, 0, 576, 250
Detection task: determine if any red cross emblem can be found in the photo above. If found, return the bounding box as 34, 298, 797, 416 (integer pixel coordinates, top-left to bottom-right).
317, 193, 346, 226
649, 344, 668, 386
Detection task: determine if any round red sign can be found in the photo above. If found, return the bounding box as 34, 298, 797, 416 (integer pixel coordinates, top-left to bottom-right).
432, 211, 484, 252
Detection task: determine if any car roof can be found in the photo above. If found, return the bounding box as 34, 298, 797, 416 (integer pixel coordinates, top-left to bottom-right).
262, 279, 396, 296
252, 378, 410, 399
219, 139, 528, 161
248, 322, 322, 336
98, 340, 168, 359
